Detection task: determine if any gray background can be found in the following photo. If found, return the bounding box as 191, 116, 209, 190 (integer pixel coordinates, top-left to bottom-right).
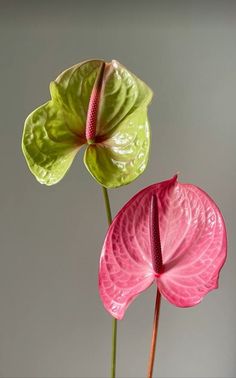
0, 1, 235, 377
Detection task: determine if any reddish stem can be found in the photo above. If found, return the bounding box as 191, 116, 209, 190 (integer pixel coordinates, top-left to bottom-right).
147, 288, 161, 378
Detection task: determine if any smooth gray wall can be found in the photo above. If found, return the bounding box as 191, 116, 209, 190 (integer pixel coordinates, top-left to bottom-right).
0, 1, 235, 377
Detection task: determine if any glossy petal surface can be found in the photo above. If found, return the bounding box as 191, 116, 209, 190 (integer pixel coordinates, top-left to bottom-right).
85, 60, 152, 188
84, 108, 150, 188
96, 60, 153, 137
52, 60, 102, 135
22, 102, 83, 185
99, 176, 227, 319
22, 59, 152, 187
22, 60, 102, 185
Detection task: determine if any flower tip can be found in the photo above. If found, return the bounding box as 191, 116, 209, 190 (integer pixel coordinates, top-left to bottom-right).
173, 172, 179, 182
111, 59, 119, 69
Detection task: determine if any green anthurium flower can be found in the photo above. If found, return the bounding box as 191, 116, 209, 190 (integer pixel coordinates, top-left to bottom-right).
22, 59, 153, 188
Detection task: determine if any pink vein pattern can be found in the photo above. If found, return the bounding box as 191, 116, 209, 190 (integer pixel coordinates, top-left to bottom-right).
99, 175, 227, 319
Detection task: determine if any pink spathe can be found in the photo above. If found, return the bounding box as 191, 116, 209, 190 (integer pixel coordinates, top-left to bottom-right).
99, 175, 227, 320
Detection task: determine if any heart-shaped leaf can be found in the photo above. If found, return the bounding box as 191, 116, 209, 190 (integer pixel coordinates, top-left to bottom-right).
99, 175, 227, 319
22, 59, 152, 188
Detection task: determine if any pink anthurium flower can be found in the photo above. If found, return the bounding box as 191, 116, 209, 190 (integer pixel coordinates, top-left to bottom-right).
99, 175, 227, 320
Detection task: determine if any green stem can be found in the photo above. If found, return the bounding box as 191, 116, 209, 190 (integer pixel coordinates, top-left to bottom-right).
102, 186, 112, 225
111, 315, 117, 378
102, 186, 117, 378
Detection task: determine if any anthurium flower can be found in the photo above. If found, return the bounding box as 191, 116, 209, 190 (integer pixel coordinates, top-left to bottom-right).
22, 59, 153, 188
99, 175, 227, 319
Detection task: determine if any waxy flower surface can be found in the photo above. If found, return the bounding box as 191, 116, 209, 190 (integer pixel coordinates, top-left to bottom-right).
22, 59, 153, 188
99, 175, 227, 319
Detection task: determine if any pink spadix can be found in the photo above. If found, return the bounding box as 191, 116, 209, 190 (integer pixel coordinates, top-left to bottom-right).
150, 195, 163, 276
99, 175, 227, 320
85, 61, 105, 143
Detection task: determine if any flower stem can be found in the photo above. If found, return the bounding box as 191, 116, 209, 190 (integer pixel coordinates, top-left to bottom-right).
147, 288, 161, 378
102, 186, 117, 378
102, 186, 112, 225
111, 314, 117, 378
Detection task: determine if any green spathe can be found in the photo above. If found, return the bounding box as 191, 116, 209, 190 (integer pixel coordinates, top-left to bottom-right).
22, 59, 153, 188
